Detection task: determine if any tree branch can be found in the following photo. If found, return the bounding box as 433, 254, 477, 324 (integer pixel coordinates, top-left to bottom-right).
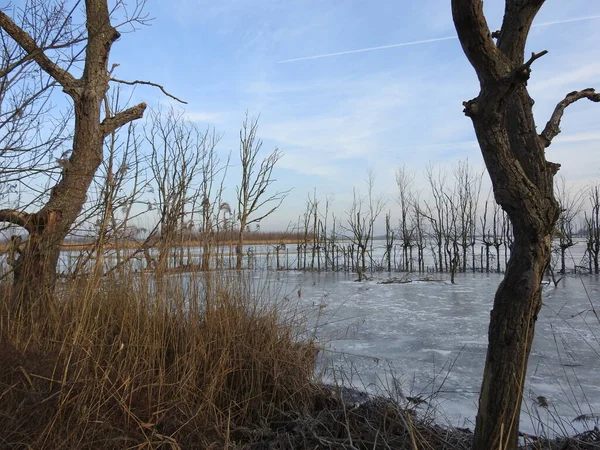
0, 10, 77, 91
110, 78, 187, 104
515, 50, 548, 82
540, 88, 600, 147
0, 209, 32, 229
451, 0, 509, 82
496, 0, 545, 61
100, 102, 147, 136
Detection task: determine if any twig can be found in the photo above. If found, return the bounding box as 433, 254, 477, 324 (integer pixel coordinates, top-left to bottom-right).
110, 77, 187, 104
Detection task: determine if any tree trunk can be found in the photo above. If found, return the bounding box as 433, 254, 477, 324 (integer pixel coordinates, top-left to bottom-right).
236, 228, 244, 270
474, 226, 551, 449
202, 241, 211, 271
437, 240, 443, 274
495, 245, 501, 273
466, 87, 560, 448
11, 226, 62, 316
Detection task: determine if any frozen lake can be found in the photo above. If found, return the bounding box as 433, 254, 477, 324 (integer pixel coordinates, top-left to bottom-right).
260, 269, 600, 436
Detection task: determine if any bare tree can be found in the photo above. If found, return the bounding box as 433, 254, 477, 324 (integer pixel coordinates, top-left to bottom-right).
384, 211, 395, 273
585, 186, 600, 275
454, 160, 482, 273
344, 189, 370, 282
452, 1, 599, 447
309, 189, 319, 270
343, 179, 384, 281
554, 176, 584, 274
145, 108, 205, 272
412, 197, 427, 273
424, 165, 447, 272
85, 118, 144, 277
196, 131, 227, 271
320, 194, 333, 271
366, 169, 385, 272
480, 197, 503, 274
395, 165, 415, 272
0, 1, 154, 314
235, 114, 288, 270
442, 189, 460, 283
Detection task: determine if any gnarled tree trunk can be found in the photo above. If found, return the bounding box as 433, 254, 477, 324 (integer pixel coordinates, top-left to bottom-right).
451, 1, 599, 448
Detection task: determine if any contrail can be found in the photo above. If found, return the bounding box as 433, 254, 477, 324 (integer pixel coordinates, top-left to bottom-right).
533, 14, 600, 27
278, 36, 457, 63
278, 14, 600, 63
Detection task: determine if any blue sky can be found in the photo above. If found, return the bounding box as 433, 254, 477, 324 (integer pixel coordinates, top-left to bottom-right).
108, 2, 598, 228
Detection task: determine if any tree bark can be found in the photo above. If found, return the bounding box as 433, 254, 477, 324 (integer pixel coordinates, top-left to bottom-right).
236, 228, 245, 270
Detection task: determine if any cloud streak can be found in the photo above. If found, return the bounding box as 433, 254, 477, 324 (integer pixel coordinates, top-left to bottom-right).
279, 14, 600, 63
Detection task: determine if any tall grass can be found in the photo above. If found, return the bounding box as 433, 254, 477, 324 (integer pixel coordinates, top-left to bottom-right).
0, 269, 318, 449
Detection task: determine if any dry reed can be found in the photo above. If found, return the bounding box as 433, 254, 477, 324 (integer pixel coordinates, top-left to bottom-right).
0, 269, 318, 449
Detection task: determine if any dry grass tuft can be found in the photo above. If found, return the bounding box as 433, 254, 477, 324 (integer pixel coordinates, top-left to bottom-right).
0, 271, 318, 449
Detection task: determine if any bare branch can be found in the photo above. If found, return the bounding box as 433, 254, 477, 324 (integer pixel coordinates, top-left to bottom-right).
515, 50, 548, 82
0, 209, 32, 229
110, 78, 187, 104
0, 10, 77, 91
540, 88, 600, 147
100, 102, 147, 136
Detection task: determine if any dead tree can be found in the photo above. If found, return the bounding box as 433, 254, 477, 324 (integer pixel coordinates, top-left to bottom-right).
585, 186, 600, 274
396, 165, 415, 272
554, 176, 584, 274
442, 191, 460, 284
452, 1, 599, 448
344, 190, 369, 282
235, 114, 288, 270
86, 117, 144, 277
384, 212, 395, 273
0, 1, 157, 313
343, 186, 383, 281
145, 108, 203, 272
196, 132, 226, 271
413, 199, 427, 273
454, 160, 482, 273
309, 190, 319, 270
424, 165, 447, 272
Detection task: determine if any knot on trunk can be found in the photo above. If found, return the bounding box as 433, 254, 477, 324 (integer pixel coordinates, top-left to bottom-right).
462, 99, 479, 117
547, 160, 561, 176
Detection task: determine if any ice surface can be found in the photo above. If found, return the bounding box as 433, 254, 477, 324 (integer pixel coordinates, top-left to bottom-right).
264, 269, 600, 435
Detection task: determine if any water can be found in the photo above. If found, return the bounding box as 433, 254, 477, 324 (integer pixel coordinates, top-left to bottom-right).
264, 269, 600, 435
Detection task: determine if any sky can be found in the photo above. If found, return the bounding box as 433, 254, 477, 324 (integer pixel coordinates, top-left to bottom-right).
13, 0, 600, 231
